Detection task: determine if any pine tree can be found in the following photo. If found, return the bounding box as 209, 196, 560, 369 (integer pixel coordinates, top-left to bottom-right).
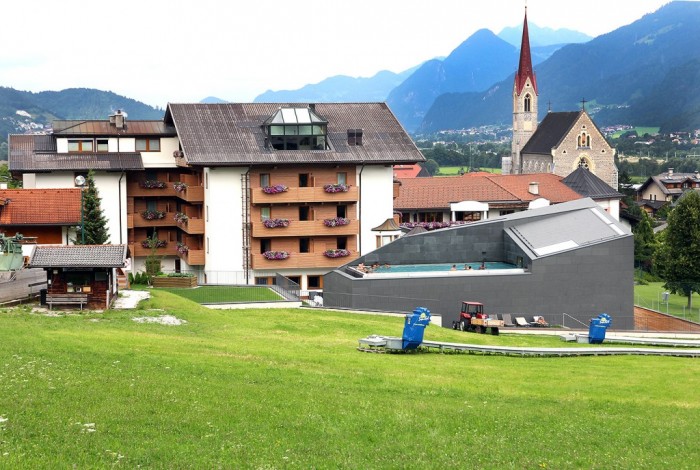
633, 210, 656, 272
658, 191, 700, 308
76, 170, 110, 245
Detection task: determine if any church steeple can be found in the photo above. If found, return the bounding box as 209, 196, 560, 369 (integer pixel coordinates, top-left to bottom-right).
515, 7, 537, 95
508, 5, 539, 175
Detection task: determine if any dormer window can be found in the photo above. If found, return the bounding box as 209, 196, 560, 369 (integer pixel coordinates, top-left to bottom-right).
264, 107, 328, 151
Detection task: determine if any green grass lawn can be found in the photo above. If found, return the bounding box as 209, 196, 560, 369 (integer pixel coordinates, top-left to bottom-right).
156, 285, 283, 303
437, 166, 501, 176
1, 291, 699, 467
610, 126, 660, 138
634, 281, 700, 322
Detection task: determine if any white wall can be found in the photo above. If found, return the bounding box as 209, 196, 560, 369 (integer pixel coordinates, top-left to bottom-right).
33, 172, 126, 245
204, 167, 247, 274
142, 137, 180, 168
358, 165, 395, 255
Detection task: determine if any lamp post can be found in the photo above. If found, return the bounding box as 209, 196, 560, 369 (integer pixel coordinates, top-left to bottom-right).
75, 175, 86, 244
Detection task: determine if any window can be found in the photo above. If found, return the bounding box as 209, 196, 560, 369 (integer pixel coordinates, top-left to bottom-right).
578, 157, 591, 170
577, 132, 591, 148
260, 207, 271, 220
265, 107, 328, 150
260, 238, 271, 254
347, 129, 363, 146
299, 173, 309, 187
418, 212, 442, 223
260, 173, 270, 187
499, 210, 515, 216
68, 139, 93, 152
308, 275, 322, 289
299, 206, 310, 221
337, 205, 347, 218
337, 172, 347, 185
337, 236, 347, 250
255, 277, 277, 285
96, 139, 109, 152
524, 94, 531, 112
463, 212, 482, 222
136, 138, 161, 152
300, 238, 310, 253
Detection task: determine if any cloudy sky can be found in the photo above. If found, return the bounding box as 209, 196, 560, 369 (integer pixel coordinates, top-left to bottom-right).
0, 0, 678, 107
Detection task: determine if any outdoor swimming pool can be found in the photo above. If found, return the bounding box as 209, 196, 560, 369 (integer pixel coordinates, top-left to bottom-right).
372, 262, 517, 273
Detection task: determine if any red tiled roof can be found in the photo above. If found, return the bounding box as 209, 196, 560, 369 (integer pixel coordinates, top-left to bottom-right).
394, 173, 582, 210
0, 189, 81, 225
393, 164, 423, 179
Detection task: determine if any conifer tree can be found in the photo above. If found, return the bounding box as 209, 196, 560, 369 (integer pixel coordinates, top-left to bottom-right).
633, 210, 656, 272
658, 191, 700, 308
75, 170, 110, 245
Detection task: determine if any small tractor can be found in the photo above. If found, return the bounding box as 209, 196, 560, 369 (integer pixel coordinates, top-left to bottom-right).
452, 301, 504, 335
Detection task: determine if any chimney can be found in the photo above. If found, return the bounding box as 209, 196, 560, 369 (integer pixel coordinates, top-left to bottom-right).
668, 168, 674, 177
529, 182, 539, 195
309, 103, 315, 112
110, 110, 126, 129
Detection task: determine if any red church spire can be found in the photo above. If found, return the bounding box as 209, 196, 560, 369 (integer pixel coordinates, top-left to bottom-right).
515, 6, 538, 95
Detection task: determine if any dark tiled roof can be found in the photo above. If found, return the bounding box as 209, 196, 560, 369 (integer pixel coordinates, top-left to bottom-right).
165, 103, 425, 166
562, 167, 622, 199
29, 245, 128, 268
0, 189, 81, 225
9, 135, 144, 171
52, 120, 176, 136
520, 111, 580, 155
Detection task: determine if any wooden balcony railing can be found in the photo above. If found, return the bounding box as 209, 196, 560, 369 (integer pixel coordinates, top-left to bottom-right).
128, 212, 178, 229
250, 219, 356, 237
129, 243, 178, 258
177, 248, 205, 266
251, 251, 358, 270
174, 185, 204, 203
176, 217, 205, 235
127, 183, 178, 198
250, 186, 359, 204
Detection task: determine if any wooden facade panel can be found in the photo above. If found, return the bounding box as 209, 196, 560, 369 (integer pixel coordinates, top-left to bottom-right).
251, 252, 358, 270
250, 186, 359, 204
251, 220, 357, 237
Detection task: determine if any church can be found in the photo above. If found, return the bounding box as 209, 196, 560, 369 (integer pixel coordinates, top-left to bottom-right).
504, 9, 618, 190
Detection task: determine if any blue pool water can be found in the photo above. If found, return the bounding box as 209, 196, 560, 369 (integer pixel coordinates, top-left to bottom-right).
372, 262, 517, 273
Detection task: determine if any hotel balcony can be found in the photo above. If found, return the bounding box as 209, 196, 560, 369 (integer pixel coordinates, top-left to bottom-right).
129, 243, 179, 258
128, 212, 178, 229
251, 251, 359, 270
250, 219, 357, 237
174, 185, 204, 203
177, 248, 205, 266
127, 183, 178, 198
175, 217, 205, 235
250, 186, 359, 204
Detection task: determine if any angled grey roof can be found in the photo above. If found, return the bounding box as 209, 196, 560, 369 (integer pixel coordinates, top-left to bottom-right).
165, 103, 425, 166
29, 245, 129, 268
504, 198, 630, 259
9, 134, 143, 171
562, 167, 622, 199
521, 111, 580, 155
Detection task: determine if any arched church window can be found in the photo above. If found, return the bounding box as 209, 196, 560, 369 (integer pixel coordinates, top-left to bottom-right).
578, 157, 590, 170
578, 131, 590, 148
524, 94, 531, 112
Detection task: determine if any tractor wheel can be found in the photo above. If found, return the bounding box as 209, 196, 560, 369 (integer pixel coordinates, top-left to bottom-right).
460, 320, 468, 332
491, 327, 499, 336
452, 321, 458, 330
477, 325, 486, 334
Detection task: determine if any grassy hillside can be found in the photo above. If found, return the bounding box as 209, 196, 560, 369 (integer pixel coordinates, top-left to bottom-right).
0, 291, 698, 467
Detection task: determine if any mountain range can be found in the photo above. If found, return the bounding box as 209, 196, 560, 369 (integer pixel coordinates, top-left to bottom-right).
2, 2, 700, 146
421, 1, 700, 133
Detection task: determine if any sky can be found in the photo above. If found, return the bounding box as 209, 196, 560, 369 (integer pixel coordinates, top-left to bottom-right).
0, 0, 680, 108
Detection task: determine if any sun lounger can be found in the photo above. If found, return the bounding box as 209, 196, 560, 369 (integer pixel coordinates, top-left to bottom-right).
514, 316, 530, 327
501, 313, 515, 327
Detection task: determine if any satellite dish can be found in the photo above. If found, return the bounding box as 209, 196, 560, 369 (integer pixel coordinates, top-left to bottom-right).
74, 175, 86, 186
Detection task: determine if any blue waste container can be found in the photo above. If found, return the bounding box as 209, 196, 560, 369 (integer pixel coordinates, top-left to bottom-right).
402, 307, 431, 350
588, 313, 612, 344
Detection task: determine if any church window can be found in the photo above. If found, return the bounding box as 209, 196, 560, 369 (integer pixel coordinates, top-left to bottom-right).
578, 132, 591, 148
524, 94, 531, 112
578, 157, 591, 170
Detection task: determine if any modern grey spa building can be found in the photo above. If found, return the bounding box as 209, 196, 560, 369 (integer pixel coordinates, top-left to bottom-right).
323, 198, 634, 329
